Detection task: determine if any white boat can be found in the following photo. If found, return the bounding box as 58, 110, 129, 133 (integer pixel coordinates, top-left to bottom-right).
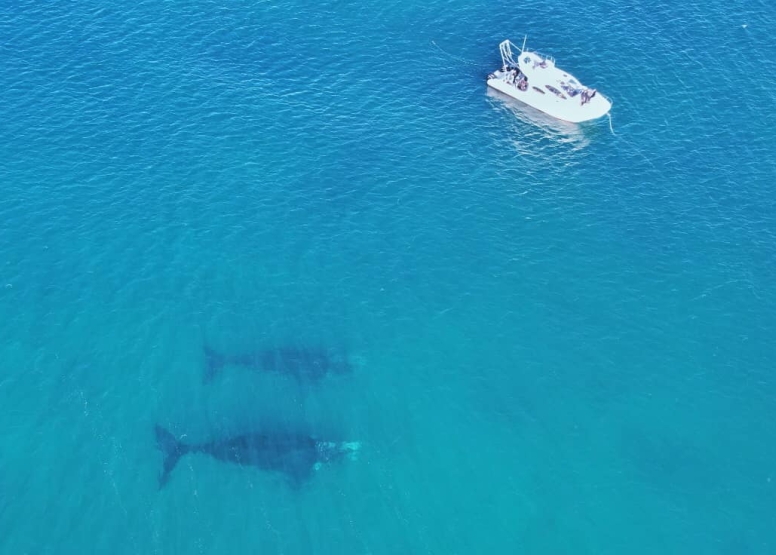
486, 38, 611, 123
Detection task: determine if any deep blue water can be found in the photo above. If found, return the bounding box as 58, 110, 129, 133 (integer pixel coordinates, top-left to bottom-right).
2, 0, 776, 552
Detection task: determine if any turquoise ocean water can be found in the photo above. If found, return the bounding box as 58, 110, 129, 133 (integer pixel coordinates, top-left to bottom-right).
2, 0, 776, 552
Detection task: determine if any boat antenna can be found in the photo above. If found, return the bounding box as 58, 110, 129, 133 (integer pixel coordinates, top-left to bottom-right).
521, 35, 527, 53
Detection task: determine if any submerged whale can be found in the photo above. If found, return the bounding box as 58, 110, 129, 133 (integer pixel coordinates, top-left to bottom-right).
203, 344, 353, 383
155, 425, 360, 488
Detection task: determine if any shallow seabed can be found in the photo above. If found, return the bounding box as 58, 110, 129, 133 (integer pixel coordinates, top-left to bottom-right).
1, 0, 775, 553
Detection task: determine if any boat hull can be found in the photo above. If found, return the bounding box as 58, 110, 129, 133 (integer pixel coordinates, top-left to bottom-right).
487, 72, 611, 124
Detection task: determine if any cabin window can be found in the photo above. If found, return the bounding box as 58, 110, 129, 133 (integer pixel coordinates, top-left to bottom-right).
545, 85, 567, 99
560, 83, 580, 97
532, 86, 545, 94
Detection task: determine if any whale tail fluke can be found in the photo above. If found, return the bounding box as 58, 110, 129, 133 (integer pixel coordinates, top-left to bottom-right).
155, 425, 189, 489
203, 346, 224, 383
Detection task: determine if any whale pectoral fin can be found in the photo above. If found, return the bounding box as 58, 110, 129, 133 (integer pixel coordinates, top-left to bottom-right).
280, 452, 315, 489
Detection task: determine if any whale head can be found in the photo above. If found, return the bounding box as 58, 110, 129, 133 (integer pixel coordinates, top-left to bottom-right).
314, 440, 361, 470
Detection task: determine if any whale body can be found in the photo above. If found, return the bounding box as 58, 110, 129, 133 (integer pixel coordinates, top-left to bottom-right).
203, 344, 352, 383
155, 425, 360, 488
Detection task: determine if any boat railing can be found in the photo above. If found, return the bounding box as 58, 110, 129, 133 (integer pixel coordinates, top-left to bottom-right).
530, 50, 555, 64
500, 39, 555, 69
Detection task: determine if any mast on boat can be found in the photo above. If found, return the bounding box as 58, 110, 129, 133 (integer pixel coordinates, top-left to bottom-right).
499, 36, 529, 71
498, 39, 516, 70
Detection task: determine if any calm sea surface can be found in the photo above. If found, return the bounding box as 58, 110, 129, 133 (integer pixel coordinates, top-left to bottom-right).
2, 0, 775, 553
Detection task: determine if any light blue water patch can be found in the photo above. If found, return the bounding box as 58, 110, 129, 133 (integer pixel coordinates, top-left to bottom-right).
1, 0, 776, 553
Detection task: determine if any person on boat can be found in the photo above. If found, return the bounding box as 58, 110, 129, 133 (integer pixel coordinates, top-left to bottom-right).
580, 88, 597, 105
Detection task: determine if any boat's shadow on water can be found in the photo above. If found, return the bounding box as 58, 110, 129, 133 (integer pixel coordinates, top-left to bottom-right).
485, 88, 601, 151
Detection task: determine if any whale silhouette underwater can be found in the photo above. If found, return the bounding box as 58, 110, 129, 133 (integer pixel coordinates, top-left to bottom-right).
155, 425, 361, 488
203, 344, 353, 383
